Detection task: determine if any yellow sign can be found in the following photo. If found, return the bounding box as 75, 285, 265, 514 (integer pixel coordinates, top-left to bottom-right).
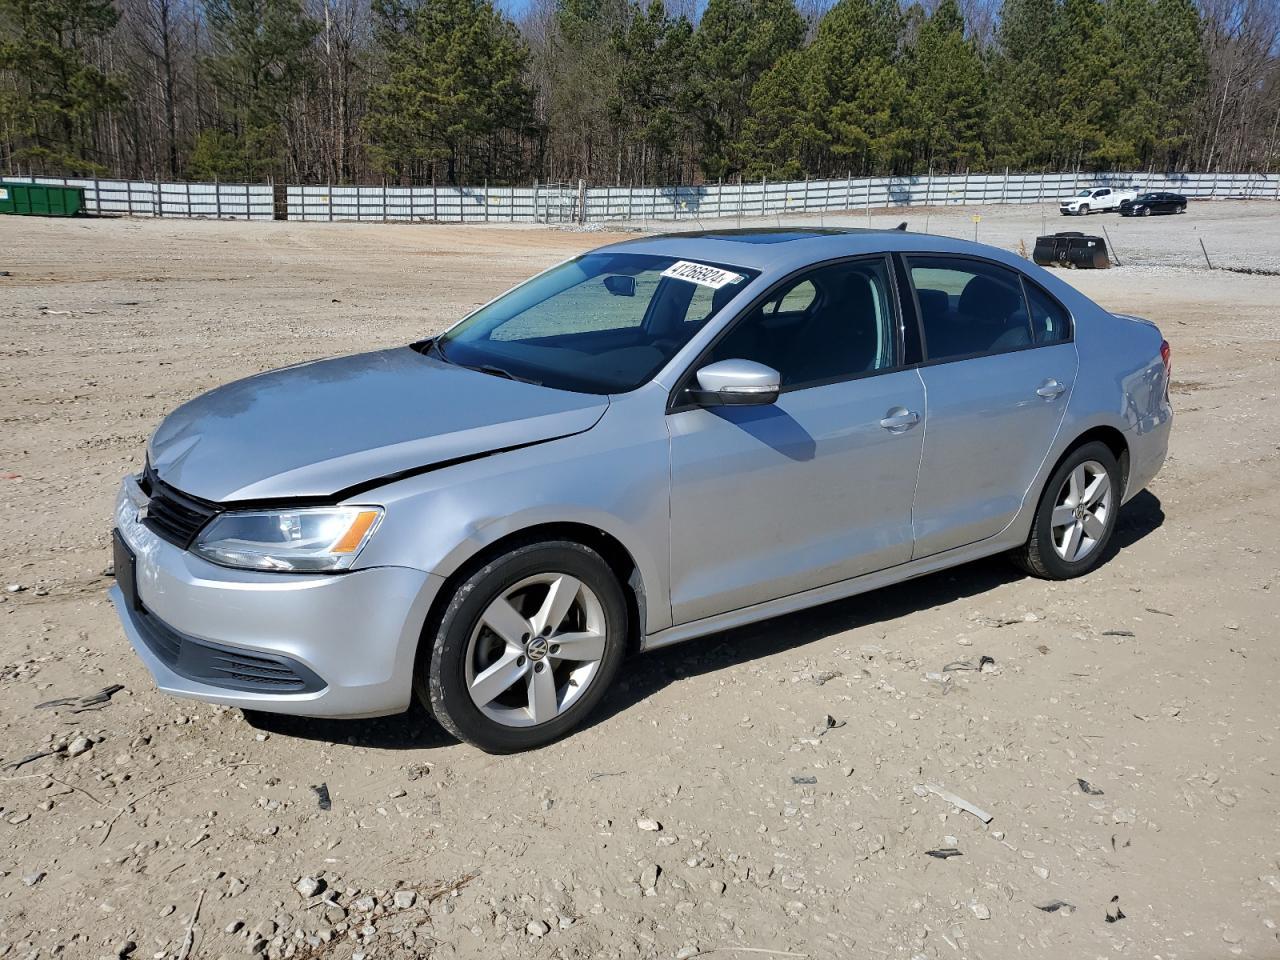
971, 214, 982, 223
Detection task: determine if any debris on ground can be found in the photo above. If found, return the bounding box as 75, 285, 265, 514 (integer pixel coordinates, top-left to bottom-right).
1106, 895, 1127, 923
796, 668, 842, 686
1037, 900, 1076, 914
310, 782, 332, 810
925, 848, 963, 859
924, 782, 994, 823
35, 683, 126, 712
815, 714, 846, 735
1077, 778, 1105, 796
942, 655, 996, 673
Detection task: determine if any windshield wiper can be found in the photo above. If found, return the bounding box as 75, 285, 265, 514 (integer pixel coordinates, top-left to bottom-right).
466, 363, 542, 386
425, 337, 453, 364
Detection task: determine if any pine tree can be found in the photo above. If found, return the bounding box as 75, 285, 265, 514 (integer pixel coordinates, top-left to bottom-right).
988, 0, 1063, 168
906, 0, 987, 172
1107, 0, 1205, 169
739, 49, 818, 177
543, 0, 629, 181
365, 0, 535, 183
1054, 0, 1127, 168
691, 0, 805, 179
0, 0, 122, 173
204, 0, 319, 179
741, 0, 910, 177
610, 0, 693, 183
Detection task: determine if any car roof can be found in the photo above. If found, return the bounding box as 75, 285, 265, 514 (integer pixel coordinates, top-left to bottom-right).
594, 227, 1032, 276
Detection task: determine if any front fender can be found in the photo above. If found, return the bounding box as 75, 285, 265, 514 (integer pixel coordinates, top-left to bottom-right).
349, 389, 674, 633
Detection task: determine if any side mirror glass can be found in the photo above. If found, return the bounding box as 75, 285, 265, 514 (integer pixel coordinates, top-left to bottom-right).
603, 275, 636, 297
691, 359, 780, 406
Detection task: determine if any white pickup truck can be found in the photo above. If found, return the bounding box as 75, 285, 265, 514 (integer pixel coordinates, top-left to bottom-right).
1059, 186, 1138, 216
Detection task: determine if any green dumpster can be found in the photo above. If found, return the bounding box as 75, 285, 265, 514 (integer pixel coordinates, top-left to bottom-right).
0, 183, 85, 217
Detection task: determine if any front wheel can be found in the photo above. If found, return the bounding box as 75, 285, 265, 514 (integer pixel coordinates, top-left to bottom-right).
1141, 205, 1152, 216
418, 541, 628, 753
1077, 204, 1089, 216
1012, 442, 1122, 580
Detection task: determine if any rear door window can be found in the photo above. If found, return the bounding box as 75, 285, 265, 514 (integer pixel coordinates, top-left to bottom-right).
906, 257, 1032, 362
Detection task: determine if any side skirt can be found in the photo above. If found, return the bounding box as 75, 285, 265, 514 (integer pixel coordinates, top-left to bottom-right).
641, 534, 1022, 653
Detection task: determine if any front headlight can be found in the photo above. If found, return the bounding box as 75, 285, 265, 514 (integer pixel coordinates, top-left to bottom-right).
192, 507, 383, 573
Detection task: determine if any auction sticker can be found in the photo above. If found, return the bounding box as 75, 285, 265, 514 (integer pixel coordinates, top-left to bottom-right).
661, 260, 743, 289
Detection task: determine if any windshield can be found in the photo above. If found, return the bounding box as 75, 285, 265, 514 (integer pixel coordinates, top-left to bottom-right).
1138, 193, 1158, 201
1076, 190, 1093, 197
435, 252, 758, 394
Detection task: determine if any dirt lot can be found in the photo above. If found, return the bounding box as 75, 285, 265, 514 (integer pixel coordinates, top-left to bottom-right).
1, 202, 1278, 960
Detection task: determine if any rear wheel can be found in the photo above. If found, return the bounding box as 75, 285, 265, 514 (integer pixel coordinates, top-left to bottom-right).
1012, 442, 1121, 580
1177, 204, 1186, 214
418, 541, 628, 753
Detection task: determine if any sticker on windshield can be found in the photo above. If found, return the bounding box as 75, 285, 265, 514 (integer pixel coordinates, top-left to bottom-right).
661, 260, 743, 289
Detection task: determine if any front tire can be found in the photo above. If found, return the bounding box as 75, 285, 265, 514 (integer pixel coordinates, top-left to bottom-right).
1077, 204, 1089, 216
1012, 442, 1122, 580
418, 541, 628, 753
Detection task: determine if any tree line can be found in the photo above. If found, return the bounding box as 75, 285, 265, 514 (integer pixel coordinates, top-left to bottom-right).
1, 0, 1277, 186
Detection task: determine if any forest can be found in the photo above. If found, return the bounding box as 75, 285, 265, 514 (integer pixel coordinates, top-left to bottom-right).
1, 0, 1277, 186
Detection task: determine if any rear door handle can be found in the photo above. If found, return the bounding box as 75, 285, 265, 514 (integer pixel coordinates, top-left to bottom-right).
1036, 379, 1066, 399
880, 408, 921, 432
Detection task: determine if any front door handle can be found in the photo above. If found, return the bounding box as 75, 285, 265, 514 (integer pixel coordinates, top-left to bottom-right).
1036, 379, 1067, 399
880, 408, 921, 432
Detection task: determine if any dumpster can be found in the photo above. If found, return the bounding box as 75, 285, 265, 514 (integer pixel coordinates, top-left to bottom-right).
0, 183, 85, 217
1032, 232, 1110, 269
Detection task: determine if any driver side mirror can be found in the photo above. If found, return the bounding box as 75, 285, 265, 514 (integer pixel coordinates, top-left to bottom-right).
689, 359, 780, 406
603, 275, 636, 297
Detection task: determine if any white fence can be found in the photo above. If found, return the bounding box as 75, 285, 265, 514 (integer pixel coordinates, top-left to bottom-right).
0, 176, 274, 218
585, 170, 1280, 221
3, 170, 1277, 223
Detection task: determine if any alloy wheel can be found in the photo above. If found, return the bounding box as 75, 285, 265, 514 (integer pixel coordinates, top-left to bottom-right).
464, 573, 606, 727
1050, 460, 1113, 563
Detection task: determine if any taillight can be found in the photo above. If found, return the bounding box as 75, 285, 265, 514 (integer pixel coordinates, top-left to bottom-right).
1160, 339, 1171, 400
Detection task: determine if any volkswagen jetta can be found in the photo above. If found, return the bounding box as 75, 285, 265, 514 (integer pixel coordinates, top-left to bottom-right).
110, 228, 1172, 752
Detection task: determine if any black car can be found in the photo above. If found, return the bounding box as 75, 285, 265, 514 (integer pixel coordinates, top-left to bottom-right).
1119, 192, 1187, 216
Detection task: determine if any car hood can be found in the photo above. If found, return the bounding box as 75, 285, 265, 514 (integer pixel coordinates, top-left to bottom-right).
147, 347, 609, 502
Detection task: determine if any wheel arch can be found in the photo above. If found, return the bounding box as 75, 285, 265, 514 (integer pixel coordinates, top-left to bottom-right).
1048, 425, 1131, 497
416, 522, 649, 666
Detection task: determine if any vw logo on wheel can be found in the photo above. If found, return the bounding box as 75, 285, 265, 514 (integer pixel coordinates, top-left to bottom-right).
526, 636, 549, 662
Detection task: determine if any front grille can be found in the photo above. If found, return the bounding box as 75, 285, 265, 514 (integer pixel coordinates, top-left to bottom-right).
139, 464, 220, 548
131, 603, 324, 694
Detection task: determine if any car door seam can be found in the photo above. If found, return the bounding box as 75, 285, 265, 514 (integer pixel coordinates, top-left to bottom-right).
992, 340, 1082, 539
907, 366, 929, 562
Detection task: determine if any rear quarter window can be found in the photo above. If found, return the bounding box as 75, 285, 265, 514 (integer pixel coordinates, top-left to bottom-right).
1025, 283, 1072, 344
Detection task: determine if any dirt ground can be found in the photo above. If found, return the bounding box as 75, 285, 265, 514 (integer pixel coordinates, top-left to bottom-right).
1, 202, 1278, 960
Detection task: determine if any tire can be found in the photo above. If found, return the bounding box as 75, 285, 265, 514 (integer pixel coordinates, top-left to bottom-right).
417, 540, 628, 753
1177, 204, 1186, 214
1141, 205, 1151, 216
1077, 204, 1089, 216
1012, 441, 1122, 580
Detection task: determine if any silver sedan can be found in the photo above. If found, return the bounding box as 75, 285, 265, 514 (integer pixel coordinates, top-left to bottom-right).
110, 228, 1172, 752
